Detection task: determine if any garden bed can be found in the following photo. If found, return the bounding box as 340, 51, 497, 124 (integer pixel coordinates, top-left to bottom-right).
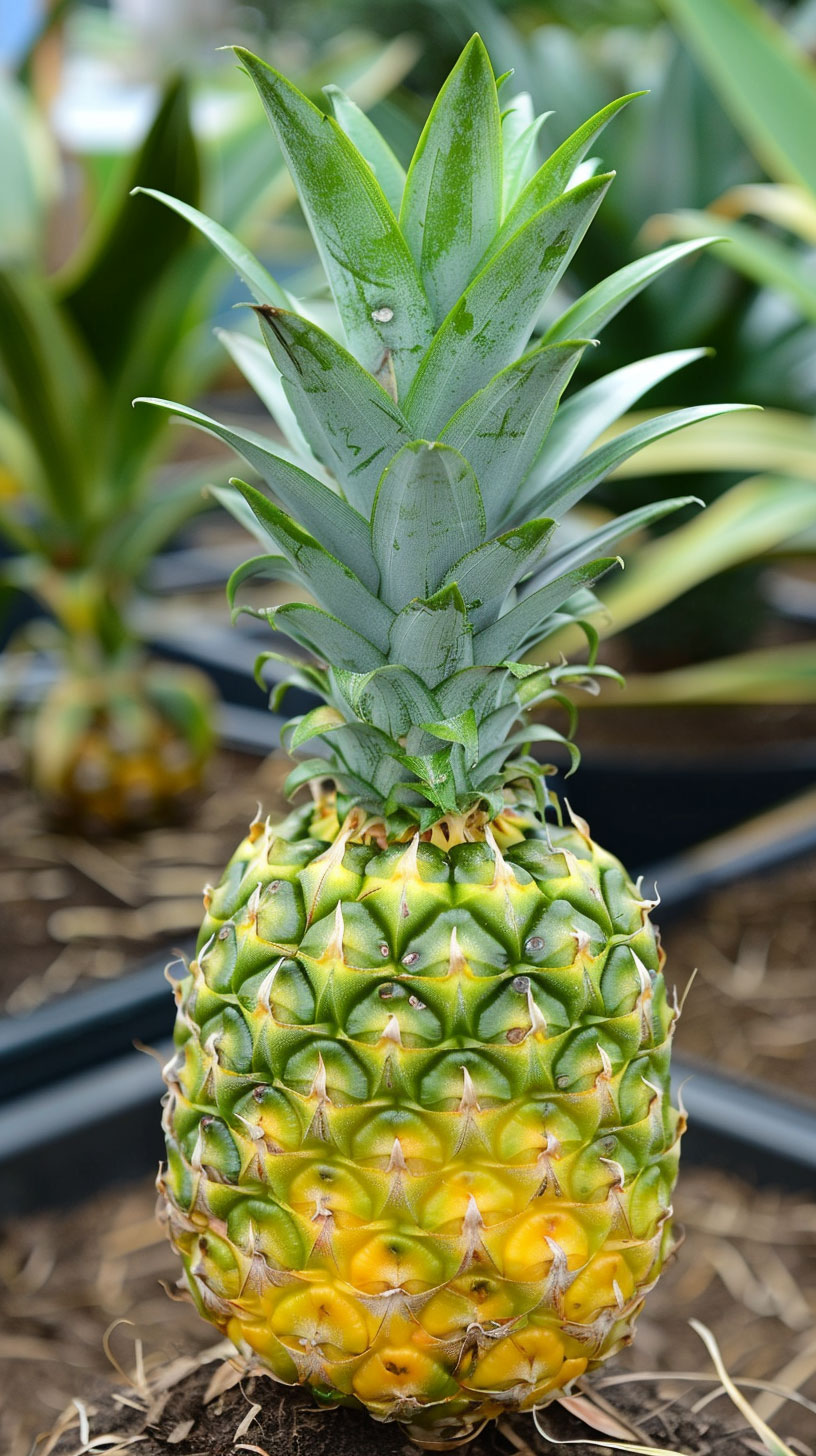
1, 1167, 812, 1456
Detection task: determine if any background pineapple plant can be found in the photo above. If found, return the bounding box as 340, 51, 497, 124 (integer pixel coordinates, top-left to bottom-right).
145, 36, 748, 1447
0, 76, 216, 832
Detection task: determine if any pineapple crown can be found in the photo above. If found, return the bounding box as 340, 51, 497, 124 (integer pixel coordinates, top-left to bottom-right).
137, 35, 748, 836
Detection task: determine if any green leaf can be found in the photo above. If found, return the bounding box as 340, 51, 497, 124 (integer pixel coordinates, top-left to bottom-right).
136, 397, 379, 592
57, 77, 202, 375
404, 174, 613, 436
389, 583, 473, 686
595, 474, 816, 638
604, 406, 816, 482
662, 0, 816, 195
421, 708, 479, 764
435, 666, 510, 720
400, 35, 502, 324
329, 721, 405, 798
235, 47, 433, 395
520, 404, 756, 521
233, 478, 394, 649
105, 470, 211, 576
285, 757, 336, 797
256, 651, 329, 703
712, 182, 816, 243
474, 559, 619, 663
601, 642, 816, 706
488, 92, 640, 260
132, 187, 292, 308
253, 306, 413, 514
334, 664, 441, 737
441, 518, 556, 630
543, 238, 719, 344
533, 347, 707, 490
0, 267, 90, 519
371, 440, 485, 610
215, 327, 314, 461
0, 400, 49, 508
272, 602, 386, 671
395, 747, 461, 814
440, 340, 588, 531
473, 699, 523, 758
646, 209, 816, 322
0, 499, 37, 554
209, 483, 271, 549
226, 554, 304, 618
477, 722, 579, 779
535, 496, 700, 582
501, 94, 550, 217
0, 73, 58, 268
323, 84, 406, 216
289, 704, 347, 751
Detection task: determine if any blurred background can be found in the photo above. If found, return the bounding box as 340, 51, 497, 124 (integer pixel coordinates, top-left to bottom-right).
0, 2, 814, 1454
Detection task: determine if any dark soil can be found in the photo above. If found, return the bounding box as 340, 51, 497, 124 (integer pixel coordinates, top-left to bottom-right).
2, 1168, 814, 1456
43, 1360, 761, 1456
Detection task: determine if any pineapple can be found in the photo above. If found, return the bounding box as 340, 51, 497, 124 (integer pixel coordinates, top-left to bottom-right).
29, 660, 214, 832
147, 37, 746, 1448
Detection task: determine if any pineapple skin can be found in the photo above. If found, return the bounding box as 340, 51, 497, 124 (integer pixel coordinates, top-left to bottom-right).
160, 798, 681, 1447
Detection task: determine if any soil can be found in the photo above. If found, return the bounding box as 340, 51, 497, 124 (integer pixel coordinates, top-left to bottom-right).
2, 1168, 813, 1456
43, 1363, 761, 1456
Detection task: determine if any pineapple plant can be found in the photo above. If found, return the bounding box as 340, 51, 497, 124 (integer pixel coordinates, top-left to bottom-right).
0, 76, 215, 832
145, 37, 748, 1447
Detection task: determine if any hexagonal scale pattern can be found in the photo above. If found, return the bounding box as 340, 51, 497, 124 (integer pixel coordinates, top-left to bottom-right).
160, 802, 682, 1447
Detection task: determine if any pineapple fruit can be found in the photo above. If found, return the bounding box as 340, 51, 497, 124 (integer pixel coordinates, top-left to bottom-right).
30, 660, 214, 832
148, 37, 743, 1448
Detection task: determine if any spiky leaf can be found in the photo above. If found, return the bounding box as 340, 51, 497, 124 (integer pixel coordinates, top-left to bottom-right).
371, 441, 485, 609
253, 307, 412, 514
236, 48, 434, 394
400, 34, 502, 323
404, 174, 612, 434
